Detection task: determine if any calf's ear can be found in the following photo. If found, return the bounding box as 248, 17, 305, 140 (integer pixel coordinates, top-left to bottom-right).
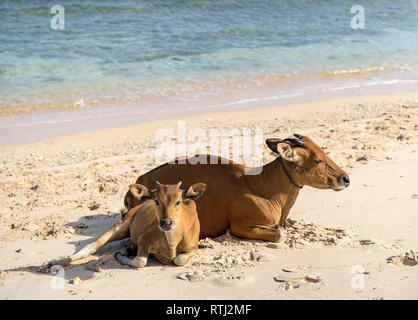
184, 183, 206, 200
129, 184, 151, 201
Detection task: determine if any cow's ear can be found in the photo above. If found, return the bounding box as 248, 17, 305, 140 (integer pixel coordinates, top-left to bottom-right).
129, 184, 151, 201
267, 140, 299, 162
266, 138, 282, 154
184, 183, 206, 200
276, 143, 294, 161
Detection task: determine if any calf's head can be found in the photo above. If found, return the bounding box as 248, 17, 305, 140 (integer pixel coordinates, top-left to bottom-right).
127, 181, 206, 231
266, 134, 350, 191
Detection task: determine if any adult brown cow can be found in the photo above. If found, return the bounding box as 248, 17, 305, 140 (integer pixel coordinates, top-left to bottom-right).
124, 134, 350, 242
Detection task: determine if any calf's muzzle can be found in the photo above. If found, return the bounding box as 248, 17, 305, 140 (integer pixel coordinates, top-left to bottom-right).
160, 219, 173, 231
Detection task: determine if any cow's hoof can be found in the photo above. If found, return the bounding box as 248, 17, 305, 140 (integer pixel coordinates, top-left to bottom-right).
276, 229, 286, 243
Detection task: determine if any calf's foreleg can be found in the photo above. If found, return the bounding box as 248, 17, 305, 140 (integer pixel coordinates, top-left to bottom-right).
174, 252, 196, 266
47, 218, 130, 268
114, 231, 158, 268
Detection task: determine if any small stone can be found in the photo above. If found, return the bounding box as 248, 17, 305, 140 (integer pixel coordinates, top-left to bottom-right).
359, 239, 375, 245
250, 251, 262, 261
266, 243, 279, 249
396, 134, 408, 141
387, 250, 418, 266
233, 256, 243, 264
177, 271, 206, 282
356, 155, 368, 162
87, 202, 100, 211
327, 237, 336, 244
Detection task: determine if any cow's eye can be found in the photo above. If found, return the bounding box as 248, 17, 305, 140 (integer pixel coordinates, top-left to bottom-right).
175, 201, 181, 206
155, 200, 159, 205
315, 159, 323, 164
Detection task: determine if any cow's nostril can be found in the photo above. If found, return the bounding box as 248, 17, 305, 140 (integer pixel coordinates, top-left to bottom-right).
342, 175, 350, 186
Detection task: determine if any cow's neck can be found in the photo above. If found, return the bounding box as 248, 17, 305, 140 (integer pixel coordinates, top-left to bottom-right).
247, 157, 301, 205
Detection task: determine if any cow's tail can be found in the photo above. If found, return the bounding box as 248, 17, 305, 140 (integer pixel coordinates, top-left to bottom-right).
45, 219, 130, 269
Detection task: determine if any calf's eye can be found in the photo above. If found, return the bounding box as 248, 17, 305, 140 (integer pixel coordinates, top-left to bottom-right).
175, 201, 181, 206
155, 200, 159, 205
315, 160, 323, 164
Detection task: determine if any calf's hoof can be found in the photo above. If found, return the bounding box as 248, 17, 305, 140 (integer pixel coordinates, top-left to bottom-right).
174, 253, 193, 266
132, 256, 148, 268
115, 252, 147, 268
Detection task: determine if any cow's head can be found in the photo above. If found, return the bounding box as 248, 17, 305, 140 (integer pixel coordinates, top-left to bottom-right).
266, 134, 350, 191
125, 181, 206, 231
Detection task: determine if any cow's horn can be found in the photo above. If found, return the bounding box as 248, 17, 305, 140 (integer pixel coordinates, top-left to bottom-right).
283, 138, 305, 147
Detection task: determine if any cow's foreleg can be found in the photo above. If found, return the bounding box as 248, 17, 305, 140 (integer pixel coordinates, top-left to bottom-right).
231, 224, 285, 243
279, 208, 292, 228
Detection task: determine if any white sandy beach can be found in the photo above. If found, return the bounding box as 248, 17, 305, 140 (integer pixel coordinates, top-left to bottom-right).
0, 91, 417, 299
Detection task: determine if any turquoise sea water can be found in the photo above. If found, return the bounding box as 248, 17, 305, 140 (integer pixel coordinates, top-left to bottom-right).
0, 0, 417, 127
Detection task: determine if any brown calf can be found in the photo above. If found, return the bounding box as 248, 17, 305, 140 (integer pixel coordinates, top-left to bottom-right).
46, 182, 205, 268
115, 181, 205, 268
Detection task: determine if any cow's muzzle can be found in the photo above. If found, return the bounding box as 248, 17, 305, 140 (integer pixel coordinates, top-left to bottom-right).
333, 175, 350, 191
342, 175, 350, 187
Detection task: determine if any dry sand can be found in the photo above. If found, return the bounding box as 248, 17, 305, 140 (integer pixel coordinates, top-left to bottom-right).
0, 91, 417, 299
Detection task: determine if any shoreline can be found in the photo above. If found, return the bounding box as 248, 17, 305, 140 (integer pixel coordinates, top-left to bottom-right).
2, 88, 418, 147
1, 81, 418, 145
